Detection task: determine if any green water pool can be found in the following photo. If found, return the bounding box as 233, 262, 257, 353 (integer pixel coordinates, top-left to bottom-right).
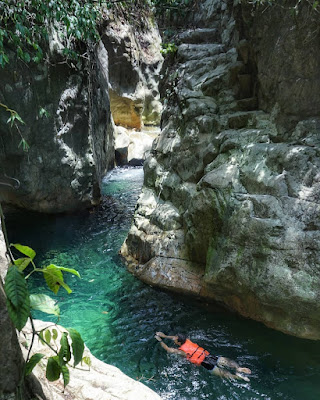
6, 167, 320, 400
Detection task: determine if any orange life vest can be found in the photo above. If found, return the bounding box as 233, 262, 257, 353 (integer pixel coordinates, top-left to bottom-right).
179, 339, 210, 365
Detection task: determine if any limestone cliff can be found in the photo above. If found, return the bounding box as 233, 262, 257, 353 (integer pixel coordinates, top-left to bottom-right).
101, 4, 162, 129
121, 0, 320, 339
0, 3, 162, 210
0, 40, 114, 213
102, 4, 163, 165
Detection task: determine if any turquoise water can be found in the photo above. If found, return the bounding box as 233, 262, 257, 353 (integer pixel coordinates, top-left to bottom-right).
6, 167, 320, 400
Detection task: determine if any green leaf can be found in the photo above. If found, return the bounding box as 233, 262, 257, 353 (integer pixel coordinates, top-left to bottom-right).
58, 332, 71, 365
54, 266, 81, 279
18, 139, 30, 152
45, 329, 52, 344
14, 113, 25, 125
68, 328, 84, 367
25, 353, 45, 376
14, 257, 32, 272
11, 244, 35, 260
43, 265, 72, 294
23, 52, 31, 63
52, 328, 58, 340
61, 365, 70, 387
7, 115, 14, 126
4, 265, 30, 330
30, 294, 60, 317
38, 330, 45, 345
39, 107, 50, 118
46, 356, 61, 381
82, 356, 91, 368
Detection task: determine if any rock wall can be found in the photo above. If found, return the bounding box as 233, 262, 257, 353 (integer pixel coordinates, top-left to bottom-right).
102, 4, 163, 166
0, 224, 26, 399
0, 41, 114, 213
0, 3, 163, 211
121, 0, 320, 339
102, 5, 163, 130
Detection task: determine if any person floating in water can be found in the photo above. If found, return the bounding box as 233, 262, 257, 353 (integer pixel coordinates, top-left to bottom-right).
155, 332, 251, 382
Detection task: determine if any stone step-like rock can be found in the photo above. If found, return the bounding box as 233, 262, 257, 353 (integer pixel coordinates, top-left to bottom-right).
176, 28, 219, 44
178, 43, 225, 61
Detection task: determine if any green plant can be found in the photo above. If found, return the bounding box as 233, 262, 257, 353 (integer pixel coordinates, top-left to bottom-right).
0, 0, 102, 68
0, 203, 89, 389
4, 241, 89, 387
0, 103, 29, 152
150, 0, 192, 16
160, 41, 178, 55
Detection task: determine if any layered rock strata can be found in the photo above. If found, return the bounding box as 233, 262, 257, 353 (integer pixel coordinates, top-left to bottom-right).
121, 0, 320, 339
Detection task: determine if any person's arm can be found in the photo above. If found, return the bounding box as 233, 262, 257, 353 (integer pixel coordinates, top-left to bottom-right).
155, 334, 185, 356
156, 331, 177, 340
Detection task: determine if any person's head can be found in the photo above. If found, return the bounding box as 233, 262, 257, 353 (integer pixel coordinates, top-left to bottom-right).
174, 333, 187, 346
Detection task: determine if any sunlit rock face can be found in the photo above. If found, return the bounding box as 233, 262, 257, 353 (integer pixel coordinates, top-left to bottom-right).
0, 40, 114, 213
114, 126, 160, 166
101, 6, 163, 166
101, 7, 163, 130
122, 0, 320, 339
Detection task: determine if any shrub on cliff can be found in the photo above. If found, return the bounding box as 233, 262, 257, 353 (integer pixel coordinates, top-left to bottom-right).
0, 0, 101, 67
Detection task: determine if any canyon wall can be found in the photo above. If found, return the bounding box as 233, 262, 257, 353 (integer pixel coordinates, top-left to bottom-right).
121, 0, 320, 339
0, 40, 114, 213
102, 5, 163, 165
0, 4, 162, 211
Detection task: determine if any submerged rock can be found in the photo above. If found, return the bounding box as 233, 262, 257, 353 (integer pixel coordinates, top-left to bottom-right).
21, 320, 162, 400
122, 0, 320, 339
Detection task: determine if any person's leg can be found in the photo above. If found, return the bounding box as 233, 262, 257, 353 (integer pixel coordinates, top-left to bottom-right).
217, 357, 251, 375
211, 366, 250, 382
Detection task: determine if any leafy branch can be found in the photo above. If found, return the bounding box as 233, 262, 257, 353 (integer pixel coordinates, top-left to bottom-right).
0, 0, 103, 67
0, 103, 29, 152
0, 203, 89, 388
